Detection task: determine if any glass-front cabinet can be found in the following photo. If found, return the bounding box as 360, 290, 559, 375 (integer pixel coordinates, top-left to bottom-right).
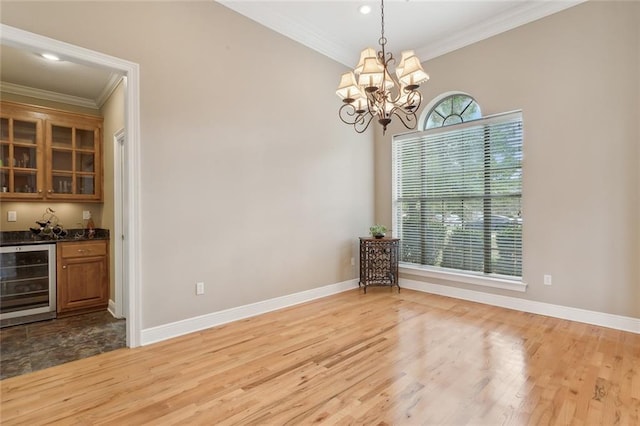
0, 107, 45, 200
0, 101, 102, 202
47, 121, 101, 200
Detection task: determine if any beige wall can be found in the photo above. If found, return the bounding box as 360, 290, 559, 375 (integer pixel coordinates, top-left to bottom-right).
376, 1, 640, 318
1, 2, 374, 328
100, 80, 125, 302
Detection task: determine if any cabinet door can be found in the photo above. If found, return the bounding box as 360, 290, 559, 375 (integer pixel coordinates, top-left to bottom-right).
57, 255, 108, 313
47, 120, 102, 201
0, 112, 45, 200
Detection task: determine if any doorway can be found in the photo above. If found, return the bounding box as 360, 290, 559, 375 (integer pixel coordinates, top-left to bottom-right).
0, 24, 141, 347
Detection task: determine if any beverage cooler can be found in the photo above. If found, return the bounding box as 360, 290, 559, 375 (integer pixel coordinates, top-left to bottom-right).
0, 244, 57, 327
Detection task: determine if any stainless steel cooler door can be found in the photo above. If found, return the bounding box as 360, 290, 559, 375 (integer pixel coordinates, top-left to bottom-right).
0, 244, 56, 320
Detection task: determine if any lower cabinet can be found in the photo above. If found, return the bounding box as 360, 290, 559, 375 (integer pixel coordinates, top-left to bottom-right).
57, 240, 109, 316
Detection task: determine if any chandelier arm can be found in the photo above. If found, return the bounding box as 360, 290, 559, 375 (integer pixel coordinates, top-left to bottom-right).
385, 75, 405, 103
390, 107, 418, 130
339, 103, 365, 125
365, 91, 381, 115
354, 113, 375, 133
339, 103, 375, 133
400, 90, 423, 112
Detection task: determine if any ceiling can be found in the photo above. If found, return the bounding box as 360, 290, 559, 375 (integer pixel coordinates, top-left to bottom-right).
0, 43, 122, 109
219, 0, 584, 66
0, 0, 583, 108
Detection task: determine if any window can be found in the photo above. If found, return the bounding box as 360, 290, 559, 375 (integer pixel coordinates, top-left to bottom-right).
424, 94, 481, 129
393, 96, 523, 280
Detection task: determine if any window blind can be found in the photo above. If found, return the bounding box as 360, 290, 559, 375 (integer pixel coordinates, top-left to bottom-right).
392, 111, 523, 278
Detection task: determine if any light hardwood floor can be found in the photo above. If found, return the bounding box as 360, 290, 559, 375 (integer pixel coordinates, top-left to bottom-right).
1, 289, 638, 425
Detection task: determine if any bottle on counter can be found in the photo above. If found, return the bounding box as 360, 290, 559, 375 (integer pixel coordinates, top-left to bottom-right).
86, 213, 96, 239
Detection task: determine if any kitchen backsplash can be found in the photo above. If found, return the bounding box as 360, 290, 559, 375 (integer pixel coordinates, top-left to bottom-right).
0, 202, 104, 232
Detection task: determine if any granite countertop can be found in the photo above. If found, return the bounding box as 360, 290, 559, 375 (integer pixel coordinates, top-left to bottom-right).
0, 228, 110, 247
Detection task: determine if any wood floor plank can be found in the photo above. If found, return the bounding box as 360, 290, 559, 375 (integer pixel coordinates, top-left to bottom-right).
1, 289, 639, 425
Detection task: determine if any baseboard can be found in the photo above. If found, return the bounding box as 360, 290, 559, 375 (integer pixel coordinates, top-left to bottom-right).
141, 279, 359, 346
401, 278, 640, 334
107, 299, 116, 318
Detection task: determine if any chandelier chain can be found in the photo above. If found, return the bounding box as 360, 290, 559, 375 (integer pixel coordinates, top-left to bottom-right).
379, 0, 387, 50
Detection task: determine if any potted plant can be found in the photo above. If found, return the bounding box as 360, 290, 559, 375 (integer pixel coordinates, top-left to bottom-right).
369, 224, 387, 239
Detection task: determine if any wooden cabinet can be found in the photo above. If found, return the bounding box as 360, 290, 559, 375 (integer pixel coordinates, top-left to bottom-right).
0, 103, 45, 199
56, 240, 109, 316
359, 237, 400, 293
0, 101, 103, 202
46, 115, 102, 201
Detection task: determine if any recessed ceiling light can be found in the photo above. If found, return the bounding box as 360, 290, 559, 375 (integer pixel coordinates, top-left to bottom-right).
41, 53, 60, 61
359, 5, 371, 15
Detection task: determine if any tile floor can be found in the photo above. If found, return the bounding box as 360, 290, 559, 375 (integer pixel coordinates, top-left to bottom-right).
0, 310, 126, 380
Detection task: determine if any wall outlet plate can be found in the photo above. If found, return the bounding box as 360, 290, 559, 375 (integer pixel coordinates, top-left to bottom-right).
196, 282, 205, 295
7, 211, 17, 222
82, 211, 91, 220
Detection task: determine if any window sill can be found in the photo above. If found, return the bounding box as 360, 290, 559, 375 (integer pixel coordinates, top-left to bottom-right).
399, 263, 527, 292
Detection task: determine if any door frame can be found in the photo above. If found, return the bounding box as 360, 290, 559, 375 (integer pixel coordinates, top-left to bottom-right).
113, 128, 127, 320
1, 24, 142, 347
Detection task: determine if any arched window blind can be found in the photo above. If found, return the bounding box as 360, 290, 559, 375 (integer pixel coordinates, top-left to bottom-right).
393, 109, 523, 279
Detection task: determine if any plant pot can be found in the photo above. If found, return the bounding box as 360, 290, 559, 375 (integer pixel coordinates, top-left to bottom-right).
373, 233, 385, 239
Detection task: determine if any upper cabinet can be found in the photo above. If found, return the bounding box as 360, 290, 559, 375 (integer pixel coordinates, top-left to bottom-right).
0, 101, 103, 202
0, 104, 45, 200
47, 116, 102, 201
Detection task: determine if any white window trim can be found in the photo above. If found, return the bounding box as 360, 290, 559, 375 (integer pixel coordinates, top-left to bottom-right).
400, 263, 527, 292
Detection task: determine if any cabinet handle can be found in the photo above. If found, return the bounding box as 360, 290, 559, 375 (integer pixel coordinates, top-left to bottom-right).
38, 189, 43, 193
62, 265, 67, 269
47, 189, 53, 193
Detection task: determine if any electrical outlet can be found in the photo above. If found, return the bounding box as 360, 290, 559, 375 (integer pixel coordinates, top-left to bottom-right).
82, 211, 91, 220
7, 211, 17, 222
544, 274, 552, 286
196, 282, 205, 295
350, 257, 355, 266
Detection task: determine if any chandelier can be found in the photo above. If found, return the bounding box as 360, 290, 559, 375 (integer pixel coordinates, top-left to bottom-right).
336, 0, 429, 134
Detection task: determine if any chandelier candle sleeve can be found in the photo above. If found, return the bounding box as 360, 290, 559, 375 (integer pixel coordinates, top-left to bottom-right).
336, 0, 429, 134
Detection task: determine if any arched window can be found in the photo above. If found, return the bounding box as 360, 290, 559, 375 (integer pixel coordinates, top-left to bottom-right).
424, 94, 481, 129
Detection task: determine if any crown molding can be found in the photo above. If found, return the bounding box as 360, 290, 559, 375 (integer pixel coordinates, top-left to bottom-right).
95, 73, 125, 108
0, 81, 99, 109
218, 1, 355, 67
0, 72, 123, 110
416, 0, 587, 61
219, 0, 586, 67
